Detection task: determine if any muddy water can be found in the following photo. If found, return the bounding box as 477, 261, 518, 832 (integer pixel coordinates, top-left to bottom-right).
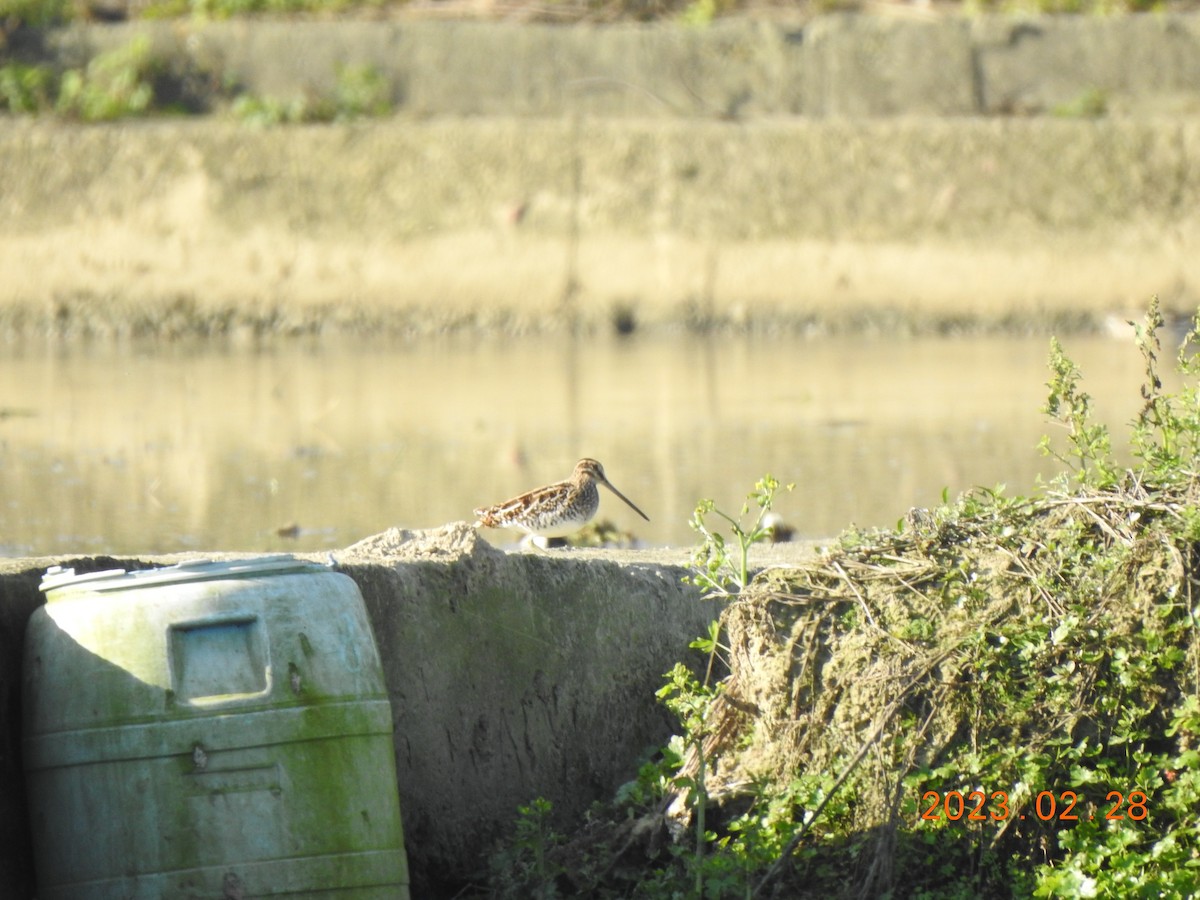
0, 334, 1149, 556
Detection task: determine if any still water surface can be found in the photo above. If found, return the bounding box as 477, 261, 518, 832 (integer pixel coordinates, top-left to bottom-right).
0, 333, 1149, 557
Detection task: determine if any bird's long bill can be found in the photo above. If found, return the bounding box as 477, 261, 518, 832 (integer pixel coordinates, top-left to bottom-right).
599, 477, 650, 522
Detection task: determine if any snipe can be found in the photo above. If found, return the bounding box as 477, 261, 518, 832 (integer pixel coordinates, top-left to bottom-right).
473, 458, 649, 547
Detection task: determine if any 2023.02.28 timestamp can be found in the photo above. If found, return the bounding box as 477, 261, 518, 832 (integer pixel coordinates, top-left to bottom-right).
920, 789, 1148, 823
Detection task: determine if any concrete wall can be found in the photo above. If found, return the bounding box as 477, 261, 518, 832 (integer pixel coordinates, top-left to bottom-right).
0, 527, 722, 897
40, 16, 1200, 119
0, 563, 49, 899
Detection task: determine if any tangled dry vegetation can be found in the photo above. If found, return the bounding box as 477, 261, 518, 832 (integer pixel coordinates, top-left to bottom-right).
487, 300, 1200, 899
702, 474, 1199, 897
679, 302, 1200, 898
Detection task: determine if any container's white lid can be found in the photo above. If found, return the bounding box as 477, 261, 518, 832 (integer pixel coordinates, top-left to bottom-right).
40, 555, 327, 595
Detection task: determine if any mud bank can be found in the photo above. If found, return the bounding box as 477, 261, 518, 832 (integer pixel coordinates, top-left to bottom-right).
1, 116, 1198, 338
2, 16, 1199, 337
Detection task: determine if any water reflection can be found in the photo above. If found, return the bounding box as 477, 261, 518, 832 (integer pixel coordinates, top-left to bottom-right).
0, 334, 1149, 556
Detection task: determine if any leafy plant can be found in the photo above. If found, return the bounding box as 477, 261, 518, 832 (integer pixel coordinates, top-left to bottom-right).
1052, 87, 1108, 119
0, 38, 163, 121
332, 63, 392, 120
229, 91, 317, 126
0, 62, 54, 114
652, 475, 795, 894
0, 0, 68, 28
487, 797, 565, 900
656, 660, 719, 896
229, 64, 391, 126
679, 0, 724, 25
56, 37, 158, 121
1039, 335, 1121, 487
686, 474, 795, 596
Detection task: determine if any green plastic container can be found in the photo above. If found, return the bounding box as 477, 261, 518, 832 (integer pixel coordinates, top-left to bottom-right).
22, 556, 409, 899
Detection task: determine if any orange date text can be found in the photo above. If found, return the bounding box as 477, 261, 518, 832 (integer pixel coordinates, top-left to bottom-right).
919, 789, 1148, 823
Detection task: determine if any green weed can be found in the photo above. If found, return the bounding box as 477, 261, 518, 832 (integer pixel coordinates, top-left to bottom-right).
0, 62, 54, 113
228, 64, 391, 125
685, 474, 794, 596
228, 92, 316, 126
0, 0, 67, 28
331, 63, 392, 119
487, 797, 565, 900
1052, 87, 1109, 119
0, 38, 161, 121
0, 45, 389, 124
56, 36, 158, 121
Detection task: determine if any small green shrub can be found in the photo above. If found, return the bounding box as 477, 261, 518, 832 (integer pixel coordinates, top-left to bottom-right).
56, 37, 158, 121
229, 64, 391, 125
679, 0, 724, 25
0, 39, 162, 121
0, 0, 68, 28
0, 62, 54, 113
487, 797, 565, 900
1040, 334, 1120, 486
1053, 87, 1109, 119
229, 92, 317, 126
332, 63, 392, 120
685, 474, 794, 596
0, 39, 388, 125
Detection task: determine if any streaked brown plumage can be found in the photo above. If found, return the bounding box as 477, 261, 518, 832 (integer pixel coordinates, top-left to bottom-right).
473, 458, 649, 542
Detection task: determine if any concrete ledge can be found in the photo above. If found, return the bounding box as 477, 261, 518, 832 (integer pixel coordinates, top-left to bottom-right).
34, 15, 1200, 118
0, 528, 730, 896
